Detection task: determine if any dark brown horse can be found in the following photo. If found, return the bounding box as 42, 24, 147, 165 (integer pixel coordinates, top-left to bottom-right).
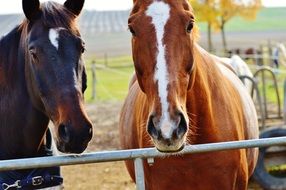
120, 0, 259, 189
0, 0, 92, 189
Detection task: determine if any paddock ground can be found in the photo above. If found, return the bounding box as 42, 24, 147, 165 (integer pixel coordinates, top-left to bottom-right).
59, 101, 262, 190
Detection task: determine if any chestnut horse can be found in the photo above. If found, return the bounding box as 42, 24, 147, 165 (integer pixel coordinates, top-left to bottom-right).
120, 0, 259, 189
0, 0, 92, 189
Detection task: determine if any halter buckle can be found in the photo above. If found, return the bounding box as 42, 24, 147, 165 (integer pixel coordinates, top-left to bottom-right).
32, 176, 43, 186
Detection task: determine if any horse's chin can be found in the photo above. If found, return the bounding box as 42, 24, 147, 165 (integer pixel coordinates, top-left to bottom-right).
155, 142, 185, 153
56, 141, 88, 154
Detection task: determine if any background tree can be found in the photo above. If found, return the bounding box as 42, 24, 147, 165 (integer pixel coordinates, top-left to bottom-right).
217, 0, 262, 53
191, 0, 219, 52
191, 0, 262, 53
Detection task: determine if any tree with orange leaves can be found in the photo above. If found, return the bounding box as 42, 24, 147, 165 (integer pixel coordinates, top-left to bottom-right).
191, 0, 262, 53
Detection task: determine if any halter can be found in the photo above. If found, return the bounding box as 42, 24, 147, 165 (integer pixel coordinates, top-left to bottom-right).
0, 129, 63, 190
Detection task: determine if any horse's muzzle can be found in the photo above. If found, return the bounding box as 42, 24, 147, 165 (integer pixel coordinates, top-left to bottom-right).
147, 112, 188, 153
56, 122, 93, 153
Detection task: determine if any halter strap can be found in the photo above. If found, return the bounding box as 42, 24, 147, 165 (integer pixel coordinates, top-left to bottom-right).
0, 129, 63, 190
2, 173, 63, 190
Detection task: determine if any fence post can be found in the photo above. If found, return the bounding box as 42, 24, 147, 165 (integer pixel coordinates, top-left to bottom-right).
91, 61, 96, 100
268, 40, 272, 66
254, 51, 259, 66
134, 158, 145, 190
283, 79, 286, 125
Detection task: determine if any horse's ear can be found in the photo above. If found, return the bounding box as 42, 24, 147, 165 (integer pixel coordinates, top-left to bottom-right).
64, 0, 85, 16
22, 0, 40, 21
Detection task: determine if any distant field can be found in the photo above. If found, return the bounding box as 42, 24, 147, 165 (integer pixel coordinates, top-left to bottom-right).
83, 55, 286, 106
84, 56, 134, 101
1, 7, 285, 58
197, 7, 286, 32
1, 7, 285, 35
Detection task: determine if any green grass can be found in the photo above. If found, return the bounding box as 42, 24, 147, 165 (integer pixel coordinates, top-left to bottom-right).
84, 56, 134, 102
82, 56, 286, 103
197, 7, 286, 32
268, 164, 286, 178
94, 56, 134, 68
253, 67, 286, 106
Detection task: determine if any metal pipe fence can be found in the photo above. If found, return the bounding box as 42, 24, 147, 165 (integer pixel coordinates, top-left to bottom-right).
0, 137, 286, 189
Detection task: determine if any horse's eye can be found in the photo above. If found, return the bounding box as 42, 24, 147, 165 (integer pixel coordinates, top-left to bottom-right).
186, 63, 193, 73
29, 49, 37, 60
186, 21, 194, 33
128, 25, 136, 36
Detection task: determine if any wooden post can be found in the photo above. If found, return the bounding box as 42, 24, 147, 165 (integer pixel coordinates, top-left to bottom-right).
91, 61, 96, 100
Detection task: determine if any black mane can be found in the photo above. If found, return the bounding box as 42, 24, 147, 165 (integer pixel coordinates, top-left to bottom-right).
0, 26, 23, 85
40, 1, 78, 34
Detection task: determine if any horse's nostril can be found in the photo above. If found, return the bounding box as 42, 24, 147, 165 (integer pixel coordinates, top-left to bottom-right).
58, 124, 70, 143
87, 125, 93, 140
147, 116, 159, 139
176, 113, 188, 138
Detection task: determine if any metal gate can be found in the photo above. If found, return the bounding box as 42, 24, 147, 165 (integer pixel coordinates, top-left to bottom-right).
0, 137, 286, 190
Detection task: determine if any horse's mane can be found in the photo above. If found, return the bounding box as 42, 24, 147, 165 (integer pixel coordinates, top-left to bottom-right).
41, 1, 79, 34
0, 26, 22, 85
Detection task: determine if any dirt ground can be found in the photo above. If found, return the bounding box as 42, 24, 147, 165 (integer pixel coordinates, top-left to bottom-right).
62, 162, 134, 190
61, 101, 263, 190
61, 102, 135, 190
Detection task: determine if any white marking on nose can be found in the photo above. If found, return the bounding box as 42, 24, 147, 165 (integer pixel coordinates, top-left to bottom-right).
146, 1, 173, 138
49, 28, 61, 50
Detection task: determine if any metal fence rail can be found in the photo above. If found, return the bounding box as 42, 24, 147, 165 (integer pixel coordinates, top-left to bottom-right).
0, 137, 286, 189
0, 137, 285, 171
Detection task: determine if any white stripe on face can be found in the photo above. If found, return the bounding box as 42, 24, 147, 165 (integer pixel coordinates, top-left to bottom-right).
49, 28, 61, 50
146, 1, 173, 138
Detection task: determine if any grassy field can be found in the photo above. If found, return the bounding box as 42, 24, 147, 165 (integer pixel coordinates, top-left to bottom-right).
83, 55, 286, 108
197, 7, 286, 32
84, 56, 134, 102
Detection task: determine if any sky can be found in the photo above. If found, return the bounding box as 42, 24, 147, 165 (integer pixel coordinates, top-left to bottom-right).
0, 0, 285, 14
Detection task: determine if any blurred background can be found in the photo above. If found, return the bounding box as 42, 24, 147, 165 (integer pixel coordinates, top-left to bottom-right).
0, 0, 286, 189
1, 0, 285, 101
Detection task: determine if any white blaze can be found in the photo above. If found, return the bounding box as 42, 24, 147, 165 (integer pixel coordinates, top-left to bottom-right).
146, 1, 173, 138
49, 28, 61, 50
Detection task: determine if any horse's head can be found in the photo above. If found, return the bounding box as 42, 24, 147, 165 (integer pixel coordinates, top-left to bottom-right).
129, 0, 195, 152
22, 0, 92, 153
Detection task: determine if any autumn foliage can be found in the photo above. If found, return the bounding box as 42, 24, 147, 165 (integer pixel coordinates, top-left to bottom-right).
190, 0, 262, 52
